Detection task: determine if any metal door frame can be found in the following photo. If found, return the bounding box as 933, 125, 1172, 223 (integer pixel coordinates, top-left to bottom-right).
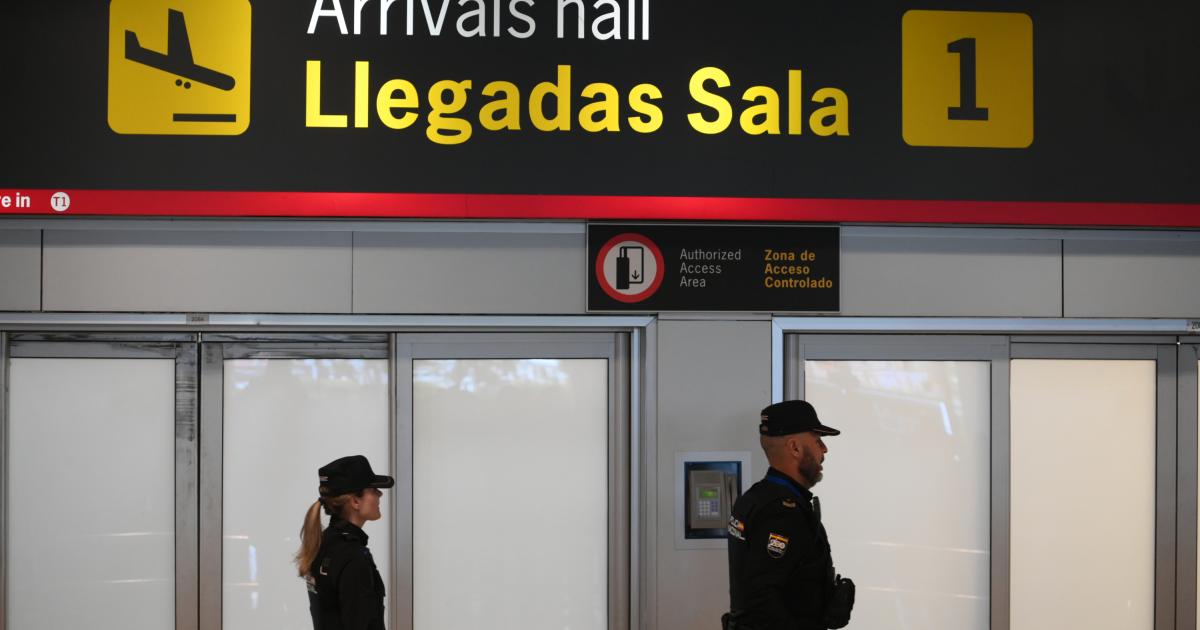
0, 316, 657, 624
392, 332, 633, 630
1178, 342, 1199, 630
1, 333, 200, 630
195, 328, 647, 630
0, 318, 654, 630
784, 334, 1011, 630
197, 333, 391, 630
776, 323, 1194, 630
1009, 341, 1178, 630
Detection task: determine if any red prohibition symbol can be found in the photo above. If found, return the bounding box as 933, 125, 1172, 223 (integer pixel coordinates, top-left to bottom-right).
595, 233, 665, 303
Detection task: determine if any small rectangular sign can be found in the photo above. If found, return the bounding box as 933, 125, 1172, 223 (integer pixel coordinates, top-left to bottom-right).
588, 224, 839, 312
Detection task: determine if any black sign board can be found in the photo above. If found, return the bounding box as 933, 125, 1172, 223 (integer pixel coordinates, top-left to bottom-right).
3, 1, 1200, 217
588, 224, 839, 312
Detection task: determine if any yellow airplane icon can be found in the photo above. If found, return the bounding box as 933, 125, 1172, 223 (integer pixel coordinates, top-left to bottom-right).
108, 0, 250, 135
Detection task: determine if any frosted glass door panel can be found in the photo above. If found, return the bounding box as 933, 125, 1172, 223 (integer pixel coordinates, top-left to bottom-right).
7, 358, 176, 630
413, 359, 608, 630
1011, 359, 1155, 630
804, 360, 991, 630
223, 359, 390, 630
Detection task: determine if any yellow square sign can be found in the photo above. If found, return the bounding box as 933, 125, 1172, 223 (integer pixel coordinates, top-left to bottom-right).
108, 0, 251, 135
902, 10, 1033, 148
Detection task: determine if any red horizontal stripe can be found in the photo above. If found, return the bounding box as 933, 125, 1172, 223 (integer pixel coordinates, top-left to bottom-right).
0, 189, 1197, 227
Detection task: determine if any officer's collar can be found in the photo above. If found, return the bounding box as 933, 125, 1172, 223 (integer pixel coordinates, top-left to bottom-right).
765, 467, 814, 501
328, 516, 370, 544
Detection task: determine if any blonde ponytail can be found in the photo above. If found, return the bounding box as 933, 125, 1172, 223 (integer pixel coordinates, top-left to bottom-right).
296, 500, 324, 577
295, 494, 357, 577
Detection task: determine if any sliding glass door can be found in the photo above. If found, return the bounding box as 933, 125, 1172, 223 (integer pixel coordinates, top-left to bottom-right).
784, 334, 1186, 630
5, 334, 198, 630
395, 333, 629, 630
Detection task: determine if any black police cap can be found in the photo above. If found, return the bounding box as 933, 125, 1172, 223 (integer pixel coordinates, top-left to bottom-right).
318, 455, 394, 497
759, 400, 841, 437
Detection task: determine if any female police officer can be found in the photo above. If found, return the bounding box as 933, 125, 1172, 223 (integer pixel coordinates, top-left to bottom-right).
296, 455, 394, 630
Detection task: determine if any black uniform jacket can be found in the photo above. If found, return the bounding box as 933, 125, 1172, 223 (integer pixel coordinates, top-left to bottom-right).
727, 468, 833, 630
307, 518, 386, 630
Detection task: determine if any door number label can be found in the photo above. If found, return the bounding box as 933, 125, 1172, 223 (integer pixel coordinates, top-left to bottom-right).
902, 10, 1033, 149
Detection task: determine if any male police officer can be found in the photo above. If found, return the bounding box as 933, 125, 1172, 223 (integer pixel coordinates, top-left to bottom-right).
724, 400, 855, 630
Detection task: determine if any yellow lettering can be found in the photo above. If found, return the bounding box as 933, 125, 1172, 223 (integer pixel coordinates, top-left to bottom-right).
628, 83, 663, 133
530, 65, 572, 131
809, 87, 849, 136
427, 80, 473, 145
579, 82, 621, 132
355, 61, 370, 128
788, 70, 802, 135
739, 85, 780, 135
480, 81, 522, 131
376, 79, 418, 130
305, 60, 348, 128
687, 67, 732, 134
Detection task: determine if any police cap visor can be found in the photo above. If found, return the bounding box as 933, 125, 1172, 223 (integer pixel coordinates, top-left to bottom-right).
318, 455, 394, 497
759, 400, 840, 437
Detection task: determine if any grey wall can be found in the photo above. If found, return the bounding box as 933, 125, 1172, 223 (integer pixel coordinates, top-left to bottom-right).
0, 230, 39, 311
353, 230, 584, 313
6, 222, 1197, 317
840, 230, 1062, 316
1064, 237, 1200, 317
42, 230, 352, 313
654, 319, 772, 630
23, 224, 585, 314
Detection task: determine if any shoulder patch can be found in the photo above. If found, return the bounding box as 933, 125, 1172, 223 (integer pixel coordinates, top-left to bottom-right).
781, 498, 797, 508
728, 516, 747, 541
766, 532, 789, 558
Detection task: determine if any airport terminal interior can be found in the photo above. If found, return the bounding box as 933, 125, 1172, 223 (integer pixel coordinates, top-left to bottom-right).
2, 2, 1199, 630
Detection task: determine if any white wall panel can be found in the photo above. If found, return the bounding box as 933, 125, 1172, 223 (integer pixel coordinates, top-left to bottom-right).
1011, 359, 1156, 630
7, 358, 175, 630
0, 229, 40, 310
43, 230, 352, 312
1065, 238, 1200, 317
841, 231, 1061, 316
655, 320, 771, 630
353, 231, 584, 313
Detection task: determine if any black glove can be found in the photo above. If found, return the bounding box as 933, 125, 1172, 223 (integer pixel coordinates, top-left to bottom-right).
822, 574, 855, 629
